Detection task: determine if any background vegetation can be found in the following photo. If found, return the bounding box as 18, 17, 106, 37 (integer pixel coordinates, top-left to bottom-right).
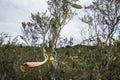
0, 42, 120, 80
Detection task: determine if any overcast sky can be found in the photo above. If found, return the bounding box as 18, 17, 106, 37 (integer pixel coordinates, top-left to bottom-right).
0, 0, 93, 44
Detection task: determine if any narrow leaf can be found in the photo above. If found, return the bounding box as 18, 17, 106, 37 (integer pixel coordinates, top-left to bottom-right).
111, 37, 120, 43
70, 3, 82, 9
50, 18, 56, 26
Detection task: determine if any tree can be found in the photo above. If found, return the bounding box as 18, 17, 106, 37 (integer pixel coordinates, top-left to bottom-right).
81, 0, 120, 45
80, 0, 120, 79
22, 11, 50, 47
47, 0, 82, 79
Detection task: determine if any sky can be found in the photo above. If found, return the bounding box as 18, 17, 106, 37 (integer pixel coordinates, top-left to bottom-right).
0, 0, 93, 45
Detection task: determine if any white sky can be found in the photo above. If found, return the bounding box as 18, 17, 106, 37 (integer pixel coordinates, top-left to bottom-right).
0, 0, 93, 45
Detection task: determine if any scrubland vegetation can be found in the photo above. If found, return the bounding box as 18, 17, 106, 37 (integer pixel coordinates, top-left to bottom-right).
0, 0, 120, 80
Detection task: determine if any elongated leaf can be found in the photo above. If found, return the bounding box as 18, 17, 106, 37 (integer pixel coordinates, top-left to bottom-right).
111, 37, 120, 43
70, 3, 82, 9
50, 18, 56, 26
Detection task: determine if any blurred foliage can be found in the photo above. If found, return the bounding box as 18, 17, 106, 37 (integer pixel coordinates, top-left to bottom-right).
0, 43, 120, 80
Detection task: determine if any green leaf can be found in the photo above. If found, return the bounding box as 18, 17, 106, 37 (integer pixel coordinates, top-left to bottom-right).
70, 3, 82, 9
50, 18, 56, 27
111, 37, 120, 43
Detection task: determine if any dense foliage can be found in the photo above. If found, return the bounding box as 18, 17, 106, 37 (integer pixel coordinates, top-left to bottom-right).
0, 43, 120, 80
